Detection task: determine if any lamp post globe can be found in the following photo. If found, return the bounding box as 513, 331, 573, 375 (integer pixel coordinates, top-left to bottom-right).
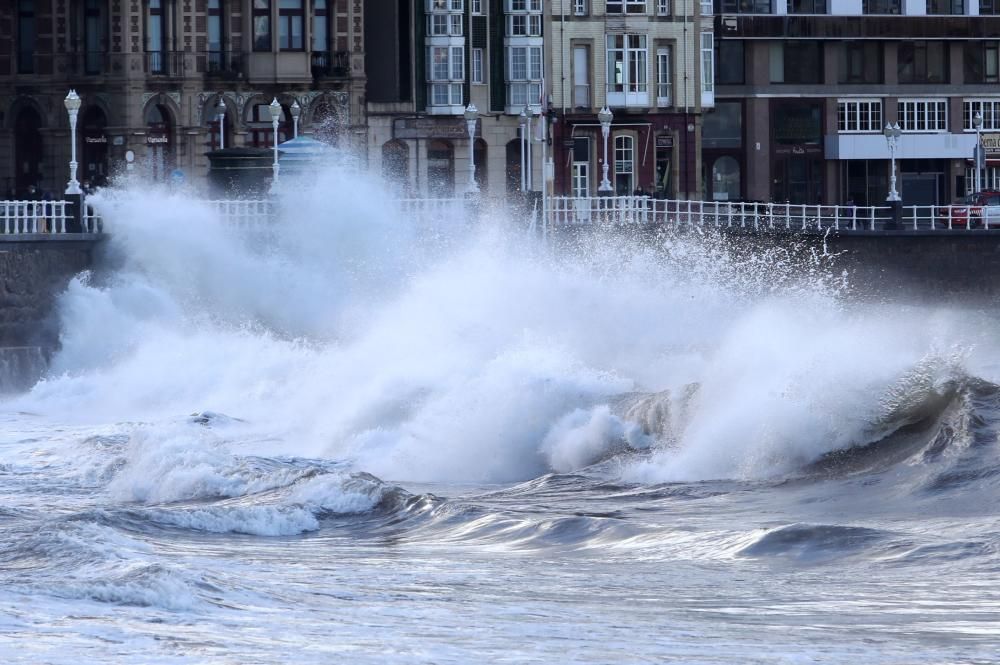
464, 103, 479, 194
64, 90, 82, 195
598, 106, 613, 193
291, 99, 301, 139
268, 98, 282, 191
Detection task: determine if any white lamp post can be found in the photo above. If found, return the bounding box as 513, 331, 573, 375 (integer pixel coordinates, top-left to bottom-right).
291, 99, 301, 139
884, 121, 902, 202
974, 110, 984, 195
524, 104, 533, 191
64, 90, 82, 195
464, 103, 479, 194
268, 97, 281, 191
518, 107, 528, 192
598, 106, 613, 193
217, 96, 226, 150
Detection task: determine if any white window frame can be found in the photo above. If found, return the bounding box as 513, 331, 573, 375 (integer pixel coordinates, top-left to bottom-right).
658, 0, 671, 14
506, 45, 543, 108
701, 32, 714, 107
574, 0, 588, 15
472, 47, 484, 84
614, 134, 635, 194
472, 0, 483, 13
700, 0, 713, 14
606, 34, 648, 107
428, 0, 465, 10
506, 0, 542, 10
428, 45, 465, 108
966, 166, 1000, 194
507, 14, 542, 36
428, 14, 463, 36
898, 98, 948, 133
836, 99, 883, 133
656, 47, 672, 107
964, 99, 1000, 131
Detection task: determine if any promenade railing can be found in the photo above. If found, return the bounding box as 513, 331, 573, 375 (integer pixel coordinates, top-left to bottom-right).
1, 201, 71, 234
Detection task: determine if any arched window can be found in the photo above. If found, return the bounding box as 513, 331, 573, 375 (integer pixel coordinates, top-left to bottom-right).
427, 140, 454, 197
505, 139, 522, 193
14, 106, 43, 196
82, 106, 109, 187
711, 156, 741, 202
614, 134, 634, 195
246, 99, 291, 147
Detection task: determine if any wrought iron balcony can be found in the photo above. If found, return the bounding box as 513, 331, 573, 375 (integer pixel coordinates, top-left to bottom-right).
311, 50, 350, 78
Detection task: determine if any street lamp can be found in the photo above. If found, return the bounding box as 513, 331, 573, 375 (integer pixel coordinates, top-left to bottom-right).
291, 99, 301, 139
598, 106, 613, 193
524, 104, 533, 191
884, 121, 902, 202
268, 98, 282, 191
217, 96, 226, 150
518, 107, 528, 192
974, 110, 984, 195
464, 103, 479, 194
64, 90, 82, 195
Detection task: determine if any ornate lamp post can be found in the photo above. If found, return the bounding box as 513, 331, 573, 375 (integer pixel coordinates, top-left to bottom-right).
464, 103, 479, 194
518, 107, 528, 192
291, 99, 301, 139
974, 110, 984, 195
217, 96, 226, 150
884, 121, 902, 202
64, 90, 82, 195
598, 106, 613, 193
268, 98, 282, 191
524, 104, 533, 191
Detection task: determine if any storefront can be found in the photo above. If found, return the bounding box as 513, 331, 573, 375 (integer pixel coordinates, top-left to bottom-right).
770, 101, 823, 205
702, 101, 742, 201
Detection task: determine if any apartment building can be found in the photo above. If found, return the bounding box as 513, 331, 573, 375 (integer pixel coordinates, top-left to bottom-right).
366, 0, 551, 198
0, 1, 364, 197
548, 0, 715, 199
711, 1, 1000, 206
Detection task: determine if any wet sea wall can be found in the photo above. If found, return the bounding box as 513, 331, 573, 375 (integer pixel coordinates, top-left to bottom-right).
550, 225, 1000, 304
0, 239, 99, 391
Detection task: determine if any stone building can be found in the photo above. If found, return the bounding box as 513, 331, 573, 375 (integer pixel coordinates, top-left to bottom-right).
711, 1, 1000, 206
0, 0, 365, 197
548, 0, 715, 199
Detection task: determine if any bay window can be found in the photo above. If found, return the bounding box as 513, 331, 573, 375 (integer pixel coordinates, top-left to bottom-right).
507, 45, 543, 107
898, 99, 948, 132
428, 46, 465, 107
607, 34, 648, 107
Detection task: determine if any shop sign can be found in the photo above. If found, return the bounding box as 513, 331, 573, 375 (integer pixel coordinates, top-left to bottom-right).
85, 135, 108, 144
393, 117, 480, 140
981, 133, 1000, 154
656, 135, 674, 148
147, 135, 169, 144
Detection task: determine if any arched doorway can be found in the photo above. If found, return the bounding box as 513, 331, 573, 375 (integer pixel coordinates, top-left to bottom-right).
505, 139, 522, 193
310, 100, 341, 146
474, 138, 487, 193
14, 106, 43, 197
427, 140, 454, 197
711, 155, 741, 201
382, 140, 409, 194
82, 106, 109, 188
204, 97, 234, 151
144, 102, 174, 180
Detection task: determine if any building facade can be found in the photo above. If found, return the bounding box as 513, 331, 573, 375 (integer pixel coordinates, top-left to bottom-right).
366, 0, 552, 199
0, 0, 364, 198
711, 0, 1000, 206
548, 0, 714, 200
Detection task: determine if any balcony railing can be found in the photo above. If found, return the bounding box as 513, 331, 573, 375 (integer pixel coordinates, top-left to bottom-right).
311, 50, 350, 78
145, 51, 186, 77
205, 51, 244, 78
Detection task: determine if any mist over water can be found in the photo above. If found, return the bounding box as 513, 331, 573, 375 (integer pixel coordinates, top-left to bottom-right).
3, 164, 1000, 663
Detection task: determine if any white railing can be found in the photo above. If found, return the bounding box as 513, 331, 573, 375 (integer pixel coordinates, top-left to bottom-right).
1, 201, 71, 235
547, 197, 895, 232
208, 199, 275, 227
396, 198, 470, 223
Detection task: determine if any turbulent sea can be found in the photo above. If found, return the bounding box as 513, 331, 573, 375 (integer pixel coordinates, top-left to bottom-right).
2, 172, 1000, 664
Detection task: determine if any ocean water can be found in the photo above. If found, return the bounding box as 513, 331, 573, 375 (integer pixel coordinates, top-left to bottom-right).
2, 170, 1000, 664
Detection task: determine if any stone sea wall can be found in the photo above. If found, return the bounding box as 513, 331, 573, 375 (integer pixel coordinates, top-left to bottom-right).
0, 239, 99, 391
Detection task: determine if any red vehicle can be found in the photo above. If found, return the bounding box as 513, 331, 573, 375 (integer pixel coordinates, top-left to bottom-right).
937, 190, 1000, 228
